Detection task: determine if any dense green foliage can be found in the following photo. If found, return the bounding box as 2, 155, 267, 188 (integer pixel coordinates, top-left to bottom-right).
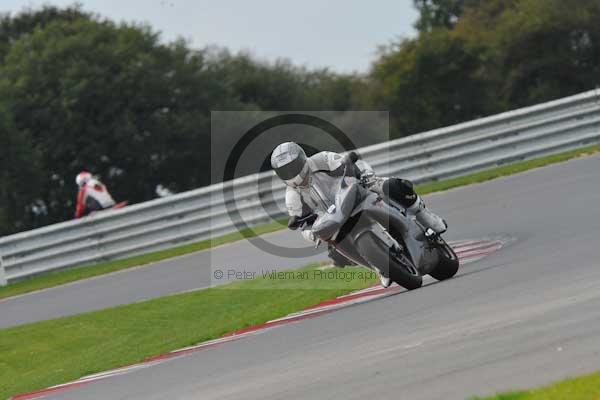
412, 0, 470, 32
372, 0, 600, 135
1, 1, 599, 234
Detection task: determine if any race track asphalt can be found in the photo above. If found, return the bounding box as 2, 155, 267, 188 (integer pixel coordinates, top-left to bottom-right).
15, 154, 600, 399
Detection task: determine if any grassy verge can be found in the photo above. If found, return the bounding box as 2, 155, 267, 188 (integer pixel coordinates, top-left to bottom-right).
1, 143, 599, 300
470, 370, 600, 400
0, 264, 377, 400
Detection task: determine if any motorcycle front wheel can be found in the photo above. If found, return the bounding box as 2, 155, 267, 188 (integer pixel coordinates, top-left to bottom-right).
356, 233, 422, 290
429, 237, 460, 281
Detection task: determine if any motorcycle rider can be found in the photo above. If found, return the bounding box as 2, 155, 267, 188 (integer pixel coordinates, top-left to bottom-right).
74, 171, 116, 218
270, 142, 447, 287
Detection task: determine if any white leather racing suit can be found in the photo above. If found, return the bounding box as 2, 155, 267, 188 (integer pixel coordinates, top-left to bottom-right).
285, 151, 375, 242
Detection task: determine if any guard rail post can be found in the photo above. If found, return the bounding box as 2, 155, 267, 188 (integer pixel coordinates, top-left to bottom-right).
0, 255, 7, 286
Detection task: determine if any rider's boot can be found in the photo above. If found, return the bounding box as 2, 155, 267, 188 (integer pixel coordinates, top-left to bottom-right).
382, 178, 447, 235
406, 196, 447, 235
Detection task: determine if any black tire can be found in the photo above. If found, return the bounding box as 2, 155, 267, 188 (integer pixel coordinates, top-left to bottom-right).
356, 233, 423, 290
429, 237, 459, 281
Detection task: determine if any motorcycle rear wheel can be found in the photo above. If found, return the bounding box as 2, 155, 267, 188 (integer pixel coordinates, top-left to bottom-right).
356, 233, 422, 290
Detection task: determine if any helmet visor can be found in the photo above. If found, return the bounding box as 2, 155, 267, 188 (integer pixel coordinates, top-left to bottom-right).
285, 163, 310, 187
275, 154, 306, 181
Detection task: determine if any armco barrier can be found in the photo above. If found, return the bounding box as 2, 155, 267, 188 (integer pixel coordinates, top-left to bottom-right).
1, 88, 599, 284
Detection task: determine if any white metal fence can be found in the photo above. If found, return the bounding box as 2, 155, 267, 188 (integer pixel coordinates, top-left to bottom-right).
1, 89, 599, 284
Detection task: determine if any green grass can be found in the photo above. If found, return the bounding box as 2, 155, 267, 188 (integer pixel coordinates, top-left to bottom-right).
0, 264, 377, 400
470, 370, 600, 400
1, 143, 600, 300
472, 394, 526, 400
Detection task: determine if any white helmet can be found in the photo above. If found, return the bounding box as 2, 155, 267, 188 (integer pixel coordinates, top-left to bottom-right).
75, 171, 92, 187
271, 142, 309, 187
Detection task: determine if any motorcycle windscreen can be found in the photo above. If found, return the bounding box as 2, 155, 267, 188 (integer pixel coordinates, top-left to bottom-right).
337, 182, 360, 217
312, 181, 360, 241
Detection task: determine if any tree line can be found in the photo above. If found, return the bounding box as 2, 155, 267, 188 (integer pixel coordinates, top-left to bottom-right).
1, 0, 599, 235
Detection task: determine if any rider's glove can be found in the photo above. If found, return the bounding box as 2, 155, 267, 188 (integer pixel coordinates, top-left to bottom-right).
348, 151, 360, 163
288, 213, 318, 230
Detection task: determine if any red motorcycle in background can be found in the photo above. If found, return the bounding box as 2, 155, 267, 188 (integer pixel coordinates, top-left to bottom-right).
74, 172, 129, 219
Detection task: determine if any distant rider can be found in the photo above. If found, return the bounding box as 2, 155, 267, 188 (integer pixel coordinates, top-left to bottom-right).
74, 171, 116, 218
270, 142, 447, 287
